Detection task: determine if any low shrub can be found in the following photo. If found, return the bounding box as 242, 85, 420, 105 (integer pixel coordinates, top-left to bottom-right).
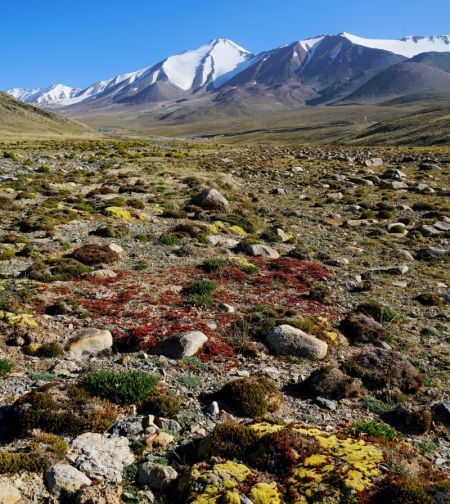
0, 359, 13, 377
81, 370, 159, 405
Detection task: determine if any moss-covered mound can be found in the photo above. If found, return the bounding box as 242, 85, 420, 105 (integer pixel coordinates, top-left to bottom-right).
25, 257, 91, 282
216, 376, 283, 418
14, 383, 118, 436
70, 243, 120, 266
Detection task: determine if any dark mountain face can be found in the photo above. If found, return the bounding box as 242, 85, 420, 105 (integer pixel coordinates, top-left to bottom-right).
298, 35, 406, 103
342, 60, 450, 103
410, 52, 450, 73
223, 42, 309, 87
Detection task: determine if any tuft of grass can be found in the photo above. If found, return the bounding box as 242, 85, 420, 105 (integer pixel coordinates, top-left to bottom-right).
81, 370, 159, 405
0, 359, 13, 377
362, 396, 396, 415
201, 258, 227, 273
185, 280, 216, 296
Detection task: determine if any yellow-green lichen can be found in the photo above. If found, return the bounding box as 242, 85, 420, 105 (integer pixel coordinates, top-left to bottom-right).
0, 311, 39, 327
104, 206, 131, 220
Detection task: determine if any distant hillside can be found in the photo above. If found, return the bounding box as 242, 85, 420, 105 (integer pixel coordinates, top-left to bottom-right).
342, 61, 450, 103
0, 91, 90, 135
409, 51, 450, 72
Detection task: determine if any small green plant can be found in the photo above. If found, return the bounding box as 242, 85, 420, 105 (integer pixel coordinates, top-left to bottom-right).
159, 234, 179, 246
0, 359, 13, 377
201, 258, 227, 273
353, 421, 402, 441
415, 439, 437, 455
185, 280, 216, 296
362, 396, 396, 415
81, 370, 159, 405
180, 374, 203, 390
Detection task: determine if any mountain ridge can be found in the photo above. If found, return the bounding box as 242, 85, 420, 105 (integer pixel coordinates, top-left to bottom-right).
7, 33, 450, 114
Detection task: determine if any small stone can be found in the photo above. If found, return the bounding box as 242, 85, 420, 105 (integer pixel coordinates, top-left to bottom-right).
137, 462, 178, 490
154, 418, 182, 432
365, 158, 383, 167
51, 360, 81, 377
316, 397, 337, 411
219, 303, 235, 313
45, 463, 91, 497
67, 328, 113, 359
245, 244, 280, 259
208, 401, 220, 416
89, 269, 118, 279
106, 243, 123, 255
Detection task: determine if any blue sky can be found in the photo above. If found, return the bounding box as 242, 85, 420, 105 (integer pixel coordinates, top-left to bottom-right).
1, 0, 449, 90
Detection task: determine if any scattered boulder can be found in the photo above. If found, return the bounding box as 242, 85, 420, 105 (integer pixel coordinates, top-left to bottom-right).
383, 405, 431, 435
72, 433, 134, 483
415, 247, 449, 261
432, 402, 450, 427
151, 331, 207, 359
190, 188, 229, 212
245, 244, 280, 259
45, 463, 91, 497
137, 462, 178, 489
339, 312, 384, 344
299, 367, 362, 400
343, 348, 423, 394
67, 328, 113, 359
266, 325, 328, 360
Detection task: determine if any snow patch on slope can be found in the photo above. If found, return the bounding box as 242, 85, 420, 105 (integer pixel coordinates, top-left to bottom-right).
342, 33, 450, 58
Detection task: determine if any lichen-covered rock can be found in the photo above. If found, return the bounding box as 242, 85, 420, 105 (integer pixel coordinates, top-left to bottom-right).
266, 324, 328, 360
67, 328, 113, 359
75, 483, 123, 504
137, 462, 178, 489
45, 463, 91, 497
71, 433, 134, 483
0, 478, 21, 504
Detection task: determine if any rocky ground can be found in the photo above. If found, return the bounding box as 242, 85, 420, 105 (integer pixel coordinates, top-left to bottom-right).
0, 137, 448, 503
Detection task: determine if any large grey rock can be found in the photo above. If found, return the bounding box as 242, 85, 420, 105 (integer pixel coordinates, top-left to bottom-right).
137, 462, 178, 489
151, 331, 207, 359
415, 247, 449, 261
266, 325, 328, 360
67, 328, 113, 359
45, 463, 91, 497
72, 433, 134, 483
0, 479, 21, 504
245, 244, 280, 259
190, 188, 229, 212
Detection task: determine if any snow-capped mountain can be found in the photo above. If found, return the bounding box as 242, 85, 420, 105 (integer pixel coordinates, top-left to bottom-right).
8, 84, 80, 107
7, 33, 450, 111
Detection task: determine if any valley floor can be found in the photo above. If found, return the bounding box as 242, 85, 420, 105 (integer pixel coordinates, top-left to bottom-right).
0, 137, 448, 503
